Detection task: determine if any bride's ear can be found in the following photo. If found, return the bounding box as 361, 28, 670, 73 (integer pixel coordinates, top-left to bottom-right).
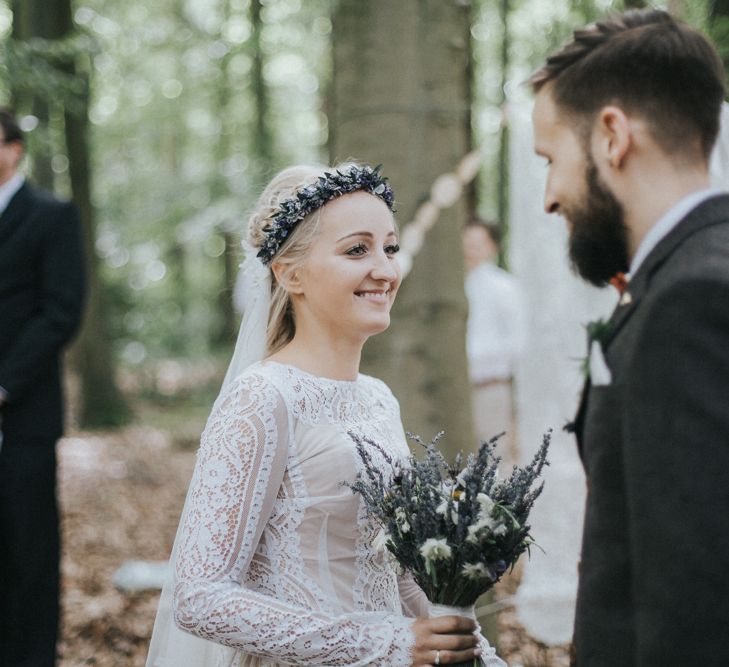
271, 260, 304, 295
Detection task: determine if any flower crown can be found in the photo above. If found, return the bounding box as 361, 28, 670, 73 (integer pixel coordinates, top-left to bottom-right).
256, 164, 395, 265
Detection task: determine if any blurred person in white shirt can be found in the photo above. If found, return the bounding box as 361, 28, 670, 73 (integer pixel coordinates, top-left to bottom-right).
463, 220, 527, 467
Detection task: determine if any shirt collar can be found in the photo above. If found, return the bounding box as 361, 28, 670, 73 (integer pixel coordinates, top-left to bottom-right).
0, 172, 25, 216
629, 187, 726, 276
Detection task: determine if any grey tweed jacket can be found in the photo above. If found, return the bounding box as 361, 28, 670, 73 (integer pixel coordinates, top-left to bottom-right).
571, 194, 729, 666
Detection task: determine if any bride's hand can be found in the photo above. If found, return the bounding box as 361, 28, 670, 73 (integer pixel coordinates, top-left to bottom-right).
410, 616, 481, 666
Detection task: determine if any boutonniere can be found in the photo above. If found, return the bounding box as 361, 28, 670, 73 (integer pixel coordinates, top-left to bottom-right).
609, 271, 633, 306
580, 318, 612, 382
608, 271, 628, 294
577, 272, 628, 382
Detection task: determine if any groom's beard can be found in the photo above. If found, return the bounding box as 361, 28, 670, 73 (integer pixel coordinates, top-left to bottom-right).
565, 160, 630, 287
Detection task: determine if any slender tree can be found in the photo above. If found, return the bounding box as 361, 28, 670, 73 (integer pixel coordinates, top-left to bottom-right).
10, 0, 55, 189
250, 0, 274, 176
496, 0, 510, 266
211, 0, 240, 347
11, 0, 129, 426
710, 0, 729, 80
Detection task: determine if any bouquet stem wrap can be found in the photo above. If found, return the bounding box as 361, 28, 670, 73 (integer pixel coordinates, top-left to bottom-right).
429, 605, 480, 667
429, 604, 476, 622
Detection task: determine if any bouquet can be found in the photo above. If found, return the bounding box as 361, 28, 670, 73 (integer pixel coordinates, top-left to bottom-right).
347, 430, 551, 667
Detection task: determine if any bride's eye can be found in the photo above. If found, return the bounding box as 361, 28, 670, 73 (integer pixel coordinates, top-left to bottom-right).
345, 243, 367, 256
385, 243, 400, 255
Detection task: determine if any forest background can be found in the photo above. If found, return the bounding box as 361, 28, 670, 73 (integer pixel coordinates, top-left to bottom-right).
3, 1, 728, 665
5, 0, 727, 444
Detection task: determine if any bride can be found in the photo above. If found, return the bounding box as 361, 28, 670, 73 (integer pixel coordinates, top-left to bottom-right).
146, 163, 505, 667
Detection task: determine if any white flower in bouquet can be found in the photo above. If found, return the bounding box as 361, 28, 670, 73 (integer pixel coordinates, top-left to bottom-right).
395, 506, 410, 533
461, 562, 491, 581
419, 538, 452, 563
436, 498, 459, 524
372, 528, 391, 553
476, 493, 495, 514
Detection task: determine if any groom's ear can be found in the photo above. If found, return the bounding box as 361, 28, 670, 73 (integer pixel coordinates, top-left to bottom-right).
594, 105, 631, 170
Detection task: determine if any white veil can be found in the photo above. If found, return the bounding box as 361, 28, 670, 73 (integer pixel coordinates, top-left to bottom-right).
145, 242, 271, 667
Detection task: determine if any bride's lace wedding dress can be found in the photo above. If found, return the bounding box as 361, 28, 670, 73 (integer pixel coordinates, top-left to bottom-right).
147, 360, 504, 667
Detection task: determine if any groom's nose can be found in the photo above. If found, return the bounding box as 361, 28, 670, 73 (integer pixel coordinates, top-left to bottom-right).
543, 186, 559, 215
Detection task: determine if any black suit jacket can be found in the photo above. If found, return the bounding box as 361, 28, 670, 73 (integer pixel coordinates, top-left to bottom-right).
572, 194, 729, 666
0, 182, 85, 441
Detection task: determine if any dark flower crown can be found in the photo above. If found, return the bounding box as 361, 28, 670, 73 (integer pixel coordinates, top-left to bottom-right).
257, 164, 395, 265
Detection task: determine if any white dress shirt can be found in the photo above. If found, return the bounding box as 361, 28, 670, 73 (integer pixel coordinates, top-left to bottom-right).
465, 262, 528, 384
630, 187, 726, 277
0, 172, 24, 216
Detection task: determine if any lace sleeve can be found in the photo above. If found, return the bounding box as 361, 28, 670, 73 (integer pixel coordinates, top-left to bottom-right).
398, 573, 431, 618
172, 372, 415, 666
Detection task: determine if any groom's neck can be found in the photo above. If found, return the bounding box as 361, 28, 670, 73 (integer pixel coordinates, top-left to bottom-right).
619, 160, 711, 261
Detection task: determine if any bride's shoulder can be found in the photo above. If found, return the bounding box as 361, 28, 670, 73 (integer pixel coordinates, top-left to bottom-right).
217, 362, 286, 406
358, 373, 401, 412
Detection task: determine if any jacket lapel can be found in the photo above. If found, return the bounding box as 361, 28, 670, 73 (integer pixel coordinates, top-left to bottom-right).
602, 193, 729, 350
0, 183, 31, 246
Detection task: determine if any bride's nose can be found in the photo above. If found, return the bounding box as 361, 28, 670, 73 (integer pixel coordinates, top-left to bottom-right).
370, 252, 399, 282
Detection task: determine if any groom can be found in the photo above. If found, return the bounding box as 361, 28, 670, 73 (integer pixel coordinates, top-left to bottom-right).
530, 9, 729, 666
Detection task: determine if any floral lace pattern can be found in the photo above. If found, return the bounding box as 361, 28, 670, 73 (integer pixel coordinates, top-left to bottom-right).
172, 362, 418, 665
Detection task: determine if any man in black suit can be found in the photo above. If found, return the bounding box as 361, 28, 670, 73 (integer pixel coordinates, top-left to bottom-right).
529, 9, 729, 667
0, 109, 85, 665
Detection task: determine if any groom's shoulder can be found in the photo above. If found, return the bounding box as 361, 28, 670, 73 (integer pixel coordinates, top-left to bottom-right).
658, 199, 729, 283
643, 237, 729, 334
674, 218, 729, 279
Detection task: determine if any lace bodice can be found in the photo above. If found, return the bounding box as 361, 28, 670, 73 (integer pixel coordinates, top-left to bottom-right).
166, 361, 504, 667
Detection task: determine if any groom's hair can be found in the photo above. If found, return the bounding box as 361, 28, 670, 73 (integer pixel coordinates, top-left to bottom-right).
0, 108, 23, 145
529, 9, 725, 161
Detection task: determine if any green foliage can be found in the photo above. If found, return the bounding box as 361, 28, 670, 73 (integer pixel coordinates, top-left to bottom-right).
708, 13, 729, 84
1, 0, 718, 375
2, 32, 96, 112
70, 0, 331, 366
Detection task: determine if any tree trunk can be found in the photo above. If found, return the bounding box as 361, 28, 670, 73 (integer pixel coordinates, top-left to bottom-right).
710, 0, 729, 81
65, 72, 130, 427
331, 4, 500, 644
13, 0, 129, 426
250, 0, 274, 176
496, 0, 510, 267
330, 1, 474, 477
211, 0, 239, 347
10, 0, 55, 190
